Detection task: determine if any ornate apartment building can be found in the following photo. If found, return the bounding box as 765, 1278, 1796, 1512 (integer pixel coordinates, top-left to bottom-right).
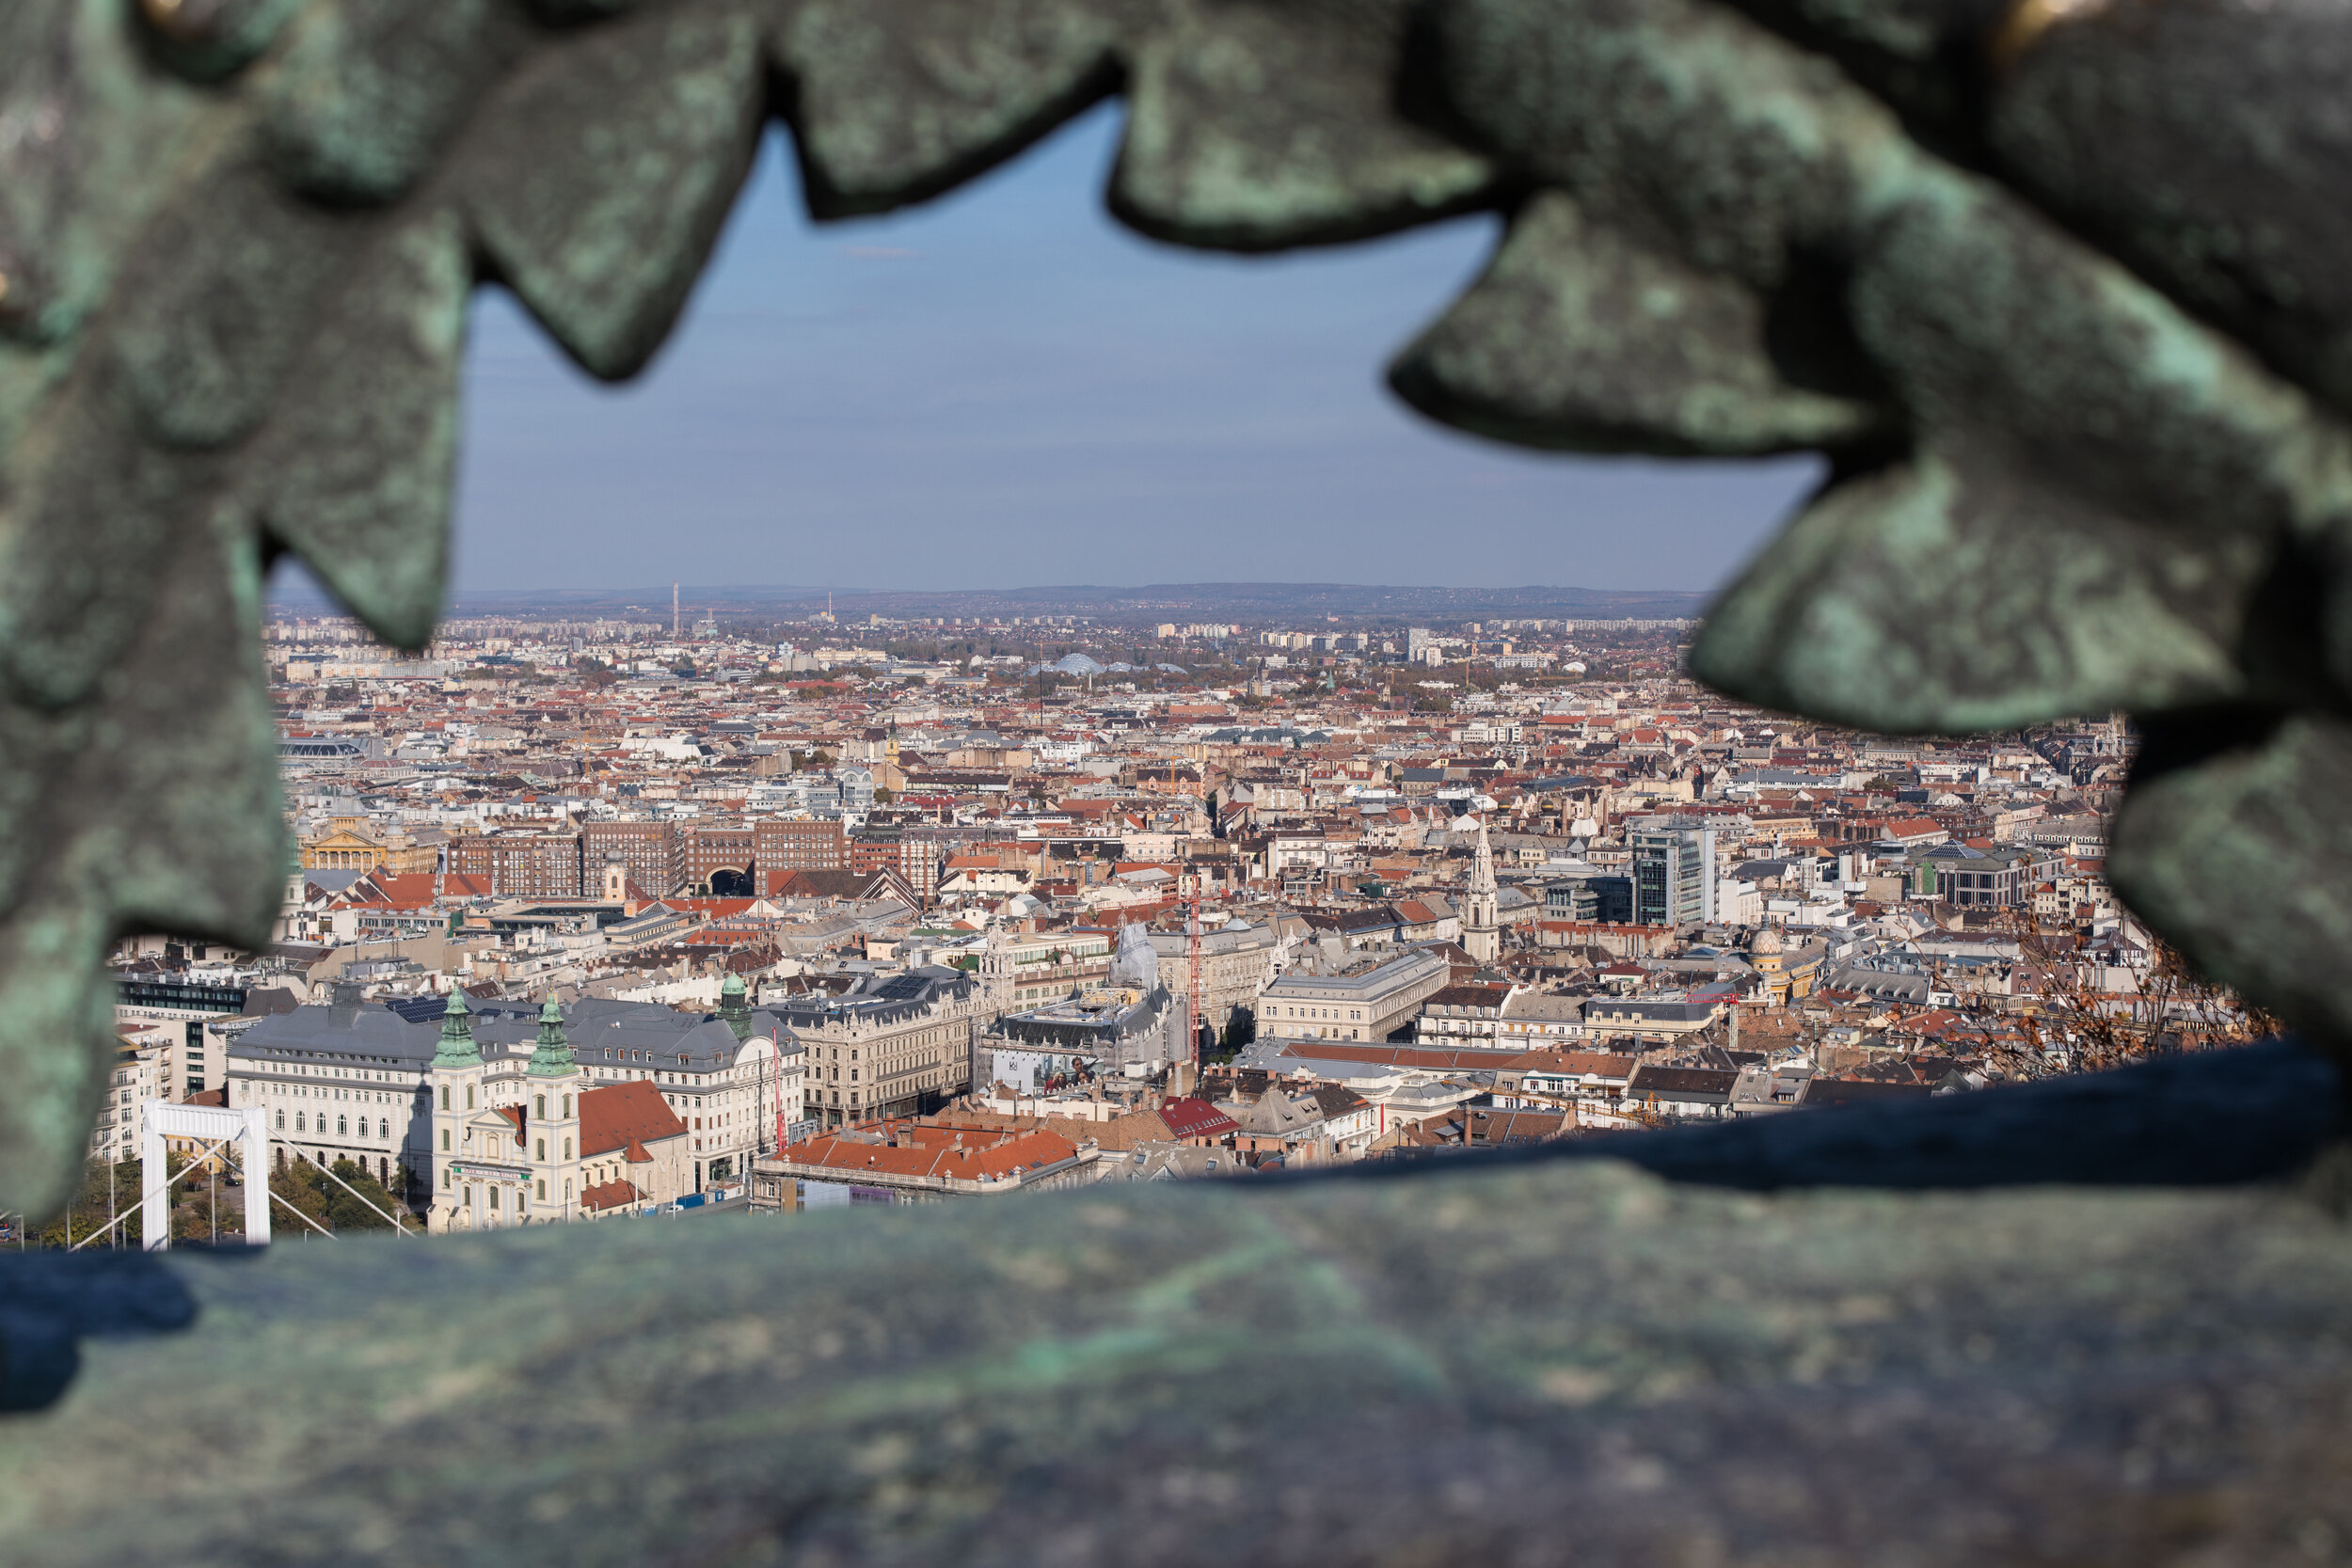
1148, 918, 1286, 1037
770, 954, 1019, 1130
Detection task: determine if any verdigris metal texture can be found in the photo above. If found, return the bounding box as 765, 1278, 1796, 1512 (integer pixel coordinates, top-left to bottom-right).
6, 1150, 2352, 1565
1, 0, 2346, 1212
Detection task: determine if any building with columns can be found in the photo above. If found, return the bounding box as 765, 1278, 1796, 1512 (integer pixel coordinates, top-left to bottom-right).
769, 959, 1009, 1131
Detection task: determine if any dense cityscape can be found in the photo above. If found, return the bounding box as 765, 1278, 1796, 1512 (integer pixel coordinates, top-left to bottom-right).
71, 584, 2260, 1241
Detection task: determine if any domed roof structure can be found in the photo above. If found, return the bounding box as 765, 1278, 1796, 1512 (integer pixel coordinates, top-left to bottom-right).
1753, 924, 1786, 957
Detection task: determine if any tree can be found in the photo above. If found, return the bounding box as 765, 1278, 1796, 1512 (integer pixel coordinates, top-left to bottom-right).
170, 1148, 248, 1243
31, 1157, 143, 1248
1975, 908, 2279, 1080
267, 1157, 418, 1237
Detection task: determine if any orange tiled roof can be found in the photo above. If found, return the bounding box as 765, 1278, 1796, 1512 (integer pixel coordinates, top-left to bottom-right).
789, 1122, 1080, 1182
580, 1179, 643, 1212
580, 1080, 687, 1159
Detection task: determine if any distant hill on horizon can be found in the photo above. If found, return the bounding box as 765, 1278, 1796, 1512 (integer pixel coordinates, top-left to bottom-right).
271, 579, 1715, 623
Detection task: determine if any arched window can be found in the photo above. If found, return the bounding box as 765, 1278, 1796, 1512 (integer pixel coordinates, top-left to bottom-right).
441, 1129, 450, 1151
275, 1109, 284, 1131
561, 1095, 570, 1117
465, 1084, 474, 1110
535, 1138, 545, 1161
439, 1085, 449, 1111
564, 1180, 572, 1201
563, 1138, 571, 1160
534, 1094, 546, 1119
536, 1180, 547, 1201
378, 1118, 389, 1139
337, 1116, 348, 1136
295, 1113, 306, 1132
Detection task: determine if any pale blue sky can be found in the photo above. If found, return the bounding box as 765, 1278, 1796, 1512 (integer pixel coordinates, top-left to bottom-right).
324, 104, 1820, 598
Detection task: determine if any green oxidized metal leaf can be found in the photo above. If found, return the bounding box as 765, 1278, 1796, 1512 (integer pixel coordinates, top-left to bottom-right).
0, 511, 280, 1219
1689, 446, 2266, 733
113, 171, 345, 452
1389, 188, 1891, 457
252, 210, 470, 651
780, 0, 1132, 217
2110, 714, 2352, 1044
463, 3, 767, 381
1112, 0, 1496, 250
261, 0, 513, 205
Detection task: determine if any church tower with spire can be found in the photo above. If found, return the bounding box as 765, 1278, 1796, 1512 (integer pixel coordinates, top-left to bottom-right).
979, 922, 1016, 1014
1464, 817, 1502, 965
526, 996, 584, 1223
429, 989, 485, 1232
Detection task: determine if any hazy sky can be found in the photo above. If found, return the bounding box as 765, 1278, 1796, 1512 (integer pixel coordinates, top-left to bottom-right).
301, 104, 1820, 599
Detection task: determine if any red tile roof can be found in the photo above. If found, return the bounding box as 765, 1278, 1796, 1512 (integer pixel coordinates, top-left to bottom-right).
580, 1080, 687, 1159
336, 871, 492, 909
580, 1179, 643, 1212
787, 1122, 1082, 1182
1156, 1096, 1239, 1140
1502, 1048, 1636, 1078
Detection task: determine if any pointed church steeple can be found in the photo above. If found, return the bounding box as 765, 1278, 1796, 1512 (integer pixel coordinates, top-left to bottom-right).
528, 995, 577, 1076
1464, 817, 1501, 964
434, 988, 481, 1067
